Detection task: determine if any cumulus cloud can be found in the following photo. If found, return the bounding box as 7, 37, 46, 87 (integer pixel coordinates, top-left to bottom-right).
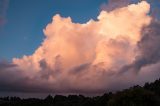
0, 1, 160, 94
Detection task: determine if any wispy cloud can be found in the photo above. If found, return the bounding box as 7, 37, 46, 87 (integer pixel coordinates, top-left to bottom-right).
0, 0, 9, 27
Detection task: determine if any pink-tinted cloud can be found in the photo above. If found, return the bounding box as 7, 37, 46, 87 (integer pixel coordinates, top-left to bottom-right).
0, 1, 160, 94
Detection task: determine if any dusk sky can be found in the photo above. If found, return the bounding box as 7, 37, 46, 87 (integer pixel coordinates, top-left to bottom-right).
0, 0, 160, 97
0, 0, 107, 60
0, 0, 160, 60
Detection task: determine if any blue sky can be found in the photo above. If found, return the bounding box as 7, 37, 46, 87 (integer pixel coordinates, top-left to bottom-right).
0, 0, 107, 60
0, 0, 159, 61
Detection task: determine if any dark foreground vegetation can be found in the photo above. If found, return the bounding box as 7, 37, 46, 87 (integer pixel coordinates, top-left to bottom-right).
1, 79, 160, 106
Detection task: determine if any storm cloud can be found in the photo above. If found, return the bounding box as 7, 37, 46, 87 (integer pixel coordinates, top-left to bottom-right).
0, 1, 160, 94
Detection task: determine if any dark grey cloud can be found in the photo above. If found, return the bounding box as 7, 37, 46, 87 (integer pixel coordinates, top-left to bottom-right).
119, 19, 160, 74
135, 20, 160, 69
39, 55, 62, 79
101, 0, 139, 11
0, 61, 52, 93
0, 61, 16, 70
0, 61, 113, 94
39, 59, 54, 79
0, 62, 52, 93
101, 0, 160, 21
70, 63, 91, 74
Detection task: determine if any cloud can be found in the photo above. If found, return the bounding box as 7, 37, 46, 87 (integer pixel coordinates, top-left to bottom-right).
100, 0, 141, 11
119, 19, 160, 74
134, 20, 160, 69
101, 0, 130, 11
0, 0, 9, 27
1, 1, 160, 94
0, 61, 16, 70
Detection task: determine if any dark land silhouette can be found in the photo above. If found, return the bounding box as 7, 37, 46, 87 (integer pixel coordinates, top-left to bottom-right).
1, 78, 160, 106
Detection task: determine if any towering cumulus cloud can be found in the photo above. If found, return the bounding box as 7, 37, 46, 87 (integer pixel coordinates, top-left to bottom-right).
1, 1, 160, 94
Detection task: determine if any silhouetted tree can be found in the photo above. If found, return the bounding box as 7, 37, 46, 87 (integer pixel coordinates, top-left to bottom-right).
1, 78, 160, 106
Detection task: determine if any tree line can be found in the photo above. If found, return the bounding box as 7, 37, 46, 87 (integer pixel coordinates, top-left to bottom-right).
1, 78, 160, 106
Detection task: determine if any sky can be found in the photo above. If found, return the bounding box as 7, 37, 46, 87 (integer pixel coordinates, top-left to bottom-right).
0, 0, 160, 60
0, 0, 107, 60
0, 0, 160, 97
